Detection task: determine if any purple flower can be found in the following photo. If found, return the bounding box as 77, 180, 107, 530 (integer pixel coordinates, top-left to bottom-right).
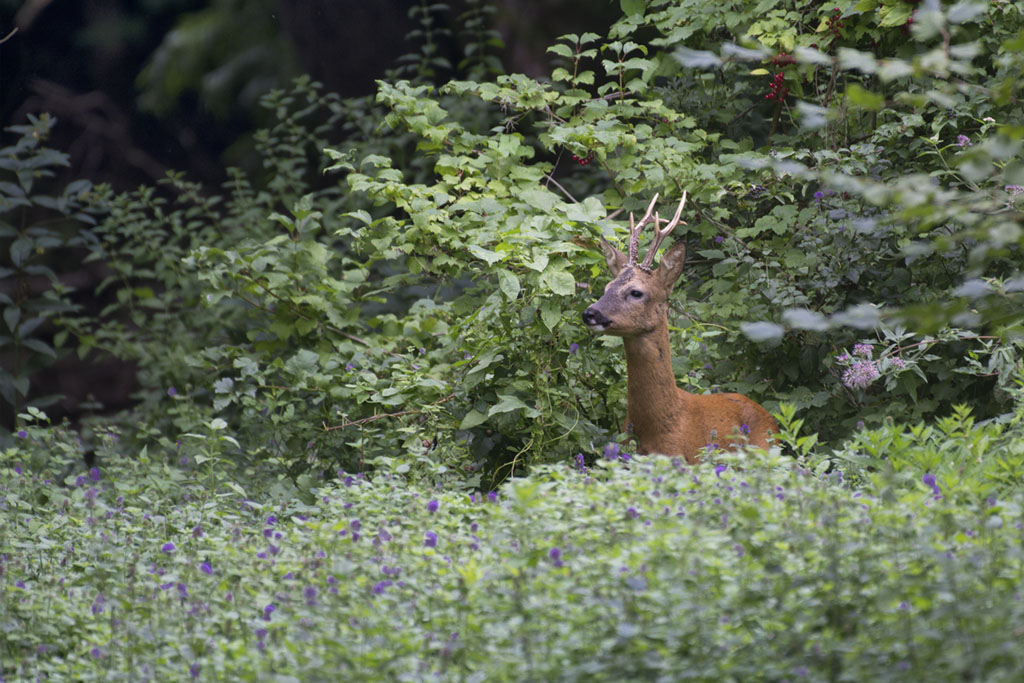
167, 387, 177, 397
350, 519, 362, 532
487, 491, 498, 503
714, 464, 727, 477
161, 542, 176, 554
189, 663, 201, 679
548, 547, 564, 567
603, 443, 621, 460
842, 360, 879, 389
626, 507, 639, 519
1006, 185, 1024, 196
91, 647, 103, 659
88, 467, 100, 482
891, 356, 906, 369
200, 562, 213, 575
740, 423, 750, 436
568, 342, 579, 355
923, 472, 940, 495
852, 343, 873, 358
956, 134, 971, 147
714, 235, 724, 244
16, 429, 27, 439
813, 190, 824, 202
262, 603, 276, 621
574, 453, 586, 471
426, 500, 439, 513
424, 531, 438, 547
346, 362, 355, 371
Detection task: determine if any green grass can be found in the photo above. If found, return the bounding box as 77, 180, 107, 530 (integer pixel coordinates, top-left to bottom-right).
3, 419, 1024, 681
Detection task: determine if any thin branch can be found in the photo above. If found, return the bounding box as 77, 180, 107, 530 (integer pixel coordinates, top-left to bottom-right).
543, 173, 579, 203
322, 394, 456, 432
596, 155, 626, 201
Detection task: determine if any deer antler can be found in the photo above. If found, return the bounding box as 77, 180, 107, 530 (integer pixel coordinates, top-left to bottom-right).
627, 193, 660, 266
640, 192, 687, 271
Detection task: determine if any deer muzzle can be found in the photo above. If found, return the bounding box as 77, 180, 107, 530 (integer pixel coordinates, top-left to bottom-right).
582, 306, 612, 331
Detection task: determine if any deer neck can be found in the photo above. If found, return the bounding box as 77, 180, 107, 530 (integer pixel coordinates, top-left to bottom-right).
622, 322, 689, 436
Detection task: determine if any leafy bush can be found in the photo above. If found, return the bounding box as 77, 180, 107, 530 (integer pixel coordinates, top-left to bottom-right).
3, 406, 1024, 680
0, 114, 107, 429
15, 0, 1022, 482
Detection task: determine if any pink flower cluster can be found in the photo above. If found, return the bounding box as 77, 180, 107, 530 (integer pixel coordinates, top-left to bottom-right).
842, 361, 880, 389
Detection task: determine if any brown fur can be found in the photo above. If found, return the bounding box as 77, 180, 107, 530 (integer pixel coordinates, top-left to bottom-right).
584, 238, 777, 464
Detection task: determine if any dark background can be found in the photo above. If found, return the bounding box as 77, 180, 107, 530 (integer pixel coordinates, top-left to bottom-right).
2, 0, 619, 190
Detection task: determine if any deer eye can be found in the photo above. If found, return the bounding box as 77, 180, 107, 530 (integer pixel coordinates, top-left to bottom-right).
628, 289, 644, 300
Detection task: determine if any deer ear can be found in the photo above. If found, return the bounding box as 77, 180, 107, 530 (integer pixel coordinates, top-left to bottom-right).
599, 238, 629, 277
656, 240, 687, 288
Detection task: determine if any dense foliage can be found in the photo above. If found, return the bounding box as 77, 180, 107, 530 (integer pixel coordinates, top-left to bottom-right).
3, 1, 1022, 481
3, 1, 1024, 679
4, 400, 1024, 680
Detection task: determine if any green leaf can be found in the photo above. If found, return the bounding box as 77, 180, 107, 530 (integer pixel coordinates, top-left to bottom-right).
497, 269, 521, 301
565, 196, 606, 222
10, 238, 32, 267
22, 338, 55, 358
520, 187, 558, 213
620, 0, 645, 16
468, 244, 505, 265
459, 410, 488, 430
488, 394, 528, 416
525, 252, 549, 272
846, 84, 885, 112
3, 306, 20, 332
540, 300, 562, 331
541, 268, 575, 296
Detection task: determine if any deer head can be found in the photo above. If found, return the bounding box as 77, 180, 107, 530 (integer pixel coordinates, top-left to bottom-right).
582, 193, 688, 337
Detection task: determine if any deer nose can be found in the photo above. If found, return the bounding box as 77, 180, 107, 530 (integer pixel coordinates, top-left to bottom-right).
582, 307, 611, 328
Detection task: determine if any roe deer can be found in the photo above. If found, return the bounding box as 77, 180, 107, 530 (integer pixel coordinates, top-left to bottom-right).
582, 193, 777, 463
